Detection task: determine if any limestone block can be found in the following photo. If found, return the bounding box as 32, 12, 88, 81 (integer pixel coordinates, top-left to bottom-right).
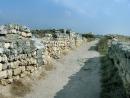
7, 69, 13, 78
21, 32, 27, 37
13, 75, 20, 81
30, 58, 37, 65
0, 70, 7, 79
22, 60, 28, 66
20, 66, 25, 72
11, 29, 17, 33
32, 51, 36, 57
27, 54, 32, 58
34, 67, 38, 71
26, 33, 32, 37
7, 78, 13, 84
24, 71, 30, 75
10, 61, 18, 69
26, 66, 35, 72
29, 58, 33, 65
30, 68, 35, 73
2, 55, 8, 63
20, 73, 26, 78
0, 56, 2, 62
0, 79, 7, 86
13, 68, 22, 75
34, 59, 37, 65
0, 63, 2, 71
1, 78, 13, 85
26, 66, 33, 71
4, 43, 10, 48
2, 63, 9, 70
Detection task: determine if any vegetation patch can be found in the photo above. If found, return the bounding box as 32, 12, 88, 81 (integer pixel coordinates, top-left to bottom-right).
97, 36, 127, 98
38, 71, 47, 80
97, 36, 112, 55
82, 32, 95, 42
100, 56, 127, 98
0, 93, 9, 98
10, 80, 32, 97
44, 62, 54, 71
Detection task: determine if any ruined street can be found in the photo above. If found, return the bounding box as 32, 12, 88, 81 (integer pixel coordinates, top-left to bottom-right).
25, 40, 101, 98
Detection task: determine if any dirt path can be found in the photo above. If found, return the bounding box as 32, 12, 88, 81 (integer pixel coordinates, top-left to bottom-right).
25, 40, 101, 98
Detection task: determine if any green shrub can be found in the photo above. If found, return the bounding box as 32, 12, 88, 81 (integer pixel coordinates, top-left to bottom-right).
82, 32, 95, 38
82, 33, 95, 42
10, 80, 32, 97
97, 36, 111, 55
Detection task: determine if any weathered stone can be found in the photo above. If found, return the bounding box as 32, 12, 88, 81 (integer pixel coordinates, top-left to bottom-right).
26, 66, 34, 71
10, 61, 19, 69
13, 75, 20, 81
0, 79, 8, 86
13, 68, 22, 75
26, 33, 32, 37
21, 32, 27, 37
20, 66, 25, 72
109, 41, 130, 95
20, 73, 26, 78
7, 78, 13, 84
0, 24, 84, 85
4, 43, 10, 48
0, 70, 7, 79
7, 69, 13, 78
1, 55, 8, 63
0, 63, 2, 71
0, 56, 2, 62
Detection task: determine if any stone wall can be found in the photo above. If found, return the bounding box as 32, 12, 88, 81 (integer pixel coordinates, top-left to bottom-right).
108, 41, 130, 96
0, 24, 84, 85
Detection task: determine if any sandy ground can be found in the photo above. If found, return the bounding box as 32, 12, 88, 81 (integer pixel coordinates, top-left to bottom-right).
24, 40, 101, 98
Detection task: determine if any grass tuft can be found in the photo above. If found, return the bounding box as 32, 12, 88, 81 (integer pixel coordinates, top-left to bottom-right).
10, 80, 32, 97
44, 62, 54, 71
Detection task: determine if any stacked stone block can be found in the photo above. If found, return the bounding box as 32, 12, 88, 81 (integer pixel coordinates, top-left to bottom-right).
0, 24, 84, 85
0, 24, 45, 85
109, 41, 130, 96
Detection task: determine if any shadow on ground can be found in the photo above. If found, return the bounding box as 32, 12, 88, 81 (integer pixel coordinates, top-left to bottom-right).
88, 45, 98, 51
54, 57, 101, 98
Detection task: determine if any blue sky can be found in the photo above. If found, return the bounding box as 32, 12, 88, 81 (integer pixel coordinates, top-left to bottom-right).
0, 0, 130, 35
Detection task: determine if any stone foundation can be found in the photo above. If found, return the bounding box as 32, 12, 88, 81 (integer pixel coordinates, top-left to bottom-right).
0, 24, 85, 85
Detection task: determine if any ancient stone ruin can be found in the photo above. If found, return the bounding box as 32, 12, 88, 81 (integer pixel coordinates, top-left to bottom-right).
0, 24, 84, 85
109, 41, 130, 96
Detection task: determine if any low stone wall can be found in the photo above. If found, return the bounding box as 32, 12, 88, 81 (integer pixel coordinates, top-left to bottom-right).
0, 24, 84, 85
43, 37, 83, 59
0, 24, 46, 85
108, 41, 130, 96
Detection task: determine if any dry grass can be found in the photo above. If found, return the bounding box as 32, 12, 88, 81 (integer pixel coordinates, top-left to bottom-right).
44, 62, 54, 71
0, 93, 8, 98
0, 93, 15, 98
38, 71, 47, 80
62, 50, 68, 56
10, 80, 32, 97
